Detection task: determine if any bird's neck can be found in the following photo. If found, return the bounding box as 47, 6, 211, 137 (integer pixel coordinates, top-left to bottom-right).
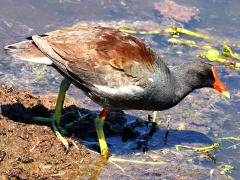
146, 62, 192, 110
171, 64, 197, 103
149, 61, 213, 111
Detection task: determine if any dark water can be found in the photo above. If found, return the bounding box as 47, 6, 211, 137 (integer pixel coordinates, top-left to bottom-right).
0, 0, 239, 179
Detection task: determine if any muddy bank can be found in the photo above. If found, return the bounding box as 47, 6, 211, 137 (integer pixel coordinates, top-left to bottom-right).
0, 84, 237, 179
0, 85, 107, 179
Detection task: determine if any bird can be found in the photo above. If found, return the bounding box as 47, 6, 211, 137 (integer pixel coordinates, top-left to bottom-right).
4, 23, 230, 157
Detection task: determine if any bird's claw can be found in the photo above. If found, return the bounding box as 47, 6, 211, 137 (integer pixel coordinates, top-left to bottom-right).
55, 130, 69, 151
101, 148, 111, 159
52, 122, 69, 151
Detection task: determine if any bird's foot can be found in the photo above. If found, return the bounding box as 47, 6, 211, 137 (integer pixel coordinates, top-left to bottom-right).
98, 136, 111, 158
31, 116, 70, 151
52, 121, 70, 151
100, 145, 111, 158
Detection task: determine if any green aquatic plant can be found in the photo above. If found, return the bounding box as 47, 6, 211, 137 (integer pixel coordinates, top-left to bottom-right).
164, 26, 209, 39
175, 143, 219, 162
205, 49, 226, 63
198, 48, 240, 69
110, 157, 166, 165
222, 45, 240, 60
119, 27, 162, 35
220, 164, 234, 175
218, 136, 240, 141
168, 38, 197, 47
175, 143, 220, 153
119, 25, 209, 39
120, 24, 240, 70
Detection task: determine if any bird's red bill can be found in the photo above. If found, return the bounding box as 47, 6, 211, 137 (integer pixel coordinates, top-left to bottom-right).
212, 66, 230, 98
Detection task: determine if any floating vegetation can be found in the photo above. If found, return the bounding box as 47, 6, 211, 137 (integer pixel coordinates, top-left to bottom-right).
222, 45, 240, 61
163, 26, 208, 39
120, 26, 208, 38
109, 157, 166, 166
119, 28, 161, 35
175, 143, 220, 153
199, 49, 226, 63
218, 136, 240, 141
220, 164, 234, 176
120, 25, 240, 70
154, 0, 200, 23
175, 143, 220, 162
198, 48, 240, 69
168, 38, 197, 47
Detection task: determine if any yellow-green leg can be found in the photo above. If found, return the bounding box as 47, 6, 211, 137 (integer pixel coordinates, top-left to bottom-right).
95, 109, 110, 157
52, 78, 71, 150
146, 111, 159, 138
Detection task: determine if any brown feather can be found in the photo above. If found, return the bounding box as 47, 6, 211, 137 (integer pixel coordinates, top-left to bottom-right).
41, 24, 158, 87
7, 24, 159, 88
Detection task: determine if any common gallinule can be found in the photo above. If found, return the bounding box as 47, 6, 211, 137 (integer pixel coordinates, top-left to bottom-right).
5, 24, 230, 157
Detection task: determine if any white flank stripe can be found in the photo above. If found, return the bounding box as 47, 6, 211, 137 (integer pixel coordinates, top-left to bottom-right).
94, 84, 144, 96
148, 78, 154, 82
15, 56, 53, 65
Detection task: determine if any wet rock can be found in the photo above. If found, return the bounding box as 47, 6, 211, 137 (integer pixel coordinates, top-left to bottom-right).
154, 0, 199, 23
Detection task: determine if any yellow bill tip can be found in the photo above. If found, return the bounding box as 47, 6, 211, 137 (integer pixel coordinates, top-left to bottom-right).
222, 91, 230, 98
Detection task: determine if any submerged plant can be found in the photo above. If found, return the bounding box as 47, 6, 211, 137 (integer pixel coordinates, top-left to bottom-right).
220, 164, 234, 175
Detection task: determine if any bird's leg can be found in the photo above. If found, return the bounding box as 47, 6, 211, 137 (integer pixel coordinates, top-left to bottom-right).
52, 78, 71, 150
151, 111, 157, 123
142, 111, 159, 152
143, 112, 157, 143
148, 111, 159, 132
95, 109, 110, 157
148, 111, 158, 126
163, 115, 172, 145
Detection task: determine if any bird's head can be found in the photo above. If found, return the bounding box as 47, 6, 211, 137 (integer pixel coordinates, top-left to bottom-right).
179, 61, 230, 98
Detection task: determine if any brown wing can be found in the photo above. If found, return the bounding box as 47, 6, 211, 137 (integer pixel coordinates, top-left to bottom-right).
34, 24, 159, 88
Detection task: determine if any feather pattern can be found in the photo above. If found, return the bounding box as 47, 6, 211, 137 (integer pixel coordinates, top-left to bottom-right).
5, 24, 217, 111
42, 25, 159, 88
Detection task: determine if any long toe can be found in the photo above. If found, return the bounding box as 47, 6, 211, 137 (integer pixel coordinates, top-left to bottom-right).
52, 122, 69, 151
30, 116, 53, 126
55, 130, 69, 151
31, 116, 69, 150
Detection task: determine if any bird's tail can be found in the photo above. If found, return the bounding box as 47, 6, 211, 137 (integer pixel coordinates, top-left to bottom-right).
4, 40, 53, 65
